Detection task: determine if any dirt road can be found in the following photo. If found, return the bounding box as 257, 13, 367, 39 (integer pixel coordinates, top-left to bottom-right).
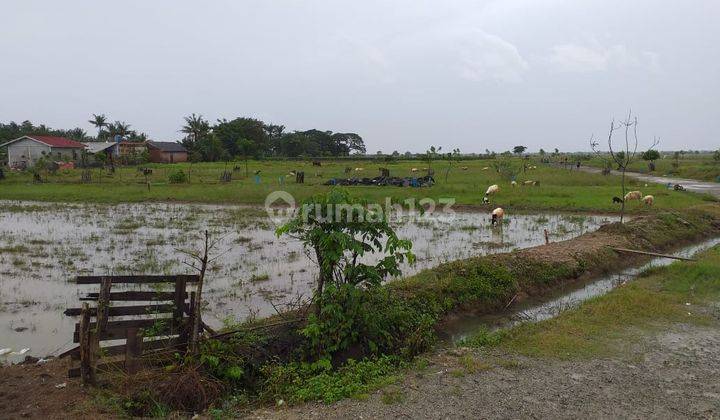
254, 322, 720, 419
577, 165, 720, 199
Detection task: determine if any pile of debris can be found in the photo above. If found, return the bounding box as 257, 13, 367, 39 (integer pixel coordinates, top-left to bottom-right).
324, 175, 435, 187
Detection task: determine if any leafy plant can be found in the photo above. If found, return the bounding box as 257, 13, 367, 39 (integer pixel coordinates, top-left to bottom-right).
277, 189, 415, 356
168, 169, 187, 183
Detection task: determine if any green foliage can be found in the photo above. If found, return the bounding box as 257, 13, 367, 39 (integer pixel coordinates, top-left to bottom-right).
459, 326, 507, 348
641, 149, 660, 162
198, 339, 248, 384
277, 188, 414, 291
260, 356, 404, 404
168, 169, 187, 183
512, 145, 527, 155
278, 189, 415, 357
301, 284, 436, 359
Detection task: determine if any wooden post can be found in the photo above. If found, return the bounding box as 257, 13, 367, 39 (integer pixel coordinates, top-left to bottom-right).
173, 277, 187, 336
79, 303, 96, 385
125, 327, 143, 374
96, 277, 111, 332
544, 229, 549, 245
184, 291, 196, 343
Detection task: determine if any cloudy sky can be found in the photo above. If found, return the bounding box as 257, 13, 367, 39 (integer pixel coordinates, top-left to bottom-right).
1, 0, 718, 152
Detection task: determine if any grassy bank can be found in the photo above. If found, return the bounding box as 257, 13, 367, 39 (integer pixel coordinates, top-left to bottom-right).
586, 154, 720, 182
465, 244, 720, 360
0, 159, 715, 212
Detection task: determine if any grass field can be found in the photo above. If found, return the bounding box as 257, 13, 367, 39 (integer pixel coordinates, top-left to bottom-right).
0, 159, 716, 212
468, 244, 720, 359
587, 153, 720, 182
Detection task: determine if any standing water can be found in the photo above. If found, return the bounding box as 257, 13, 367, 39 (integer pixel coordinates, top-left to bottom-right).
0, 200, 616, 360
441, 237, 720, 343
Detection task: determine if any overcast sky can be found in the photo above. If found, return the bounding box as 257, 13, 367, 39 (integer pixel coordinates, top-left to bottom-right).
1, 0, 718, 152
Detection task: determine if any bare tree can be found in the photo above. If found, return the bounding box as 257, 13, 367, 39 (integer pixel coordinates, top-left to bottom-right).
176, 230, 229, 353
591, 110, 659, 223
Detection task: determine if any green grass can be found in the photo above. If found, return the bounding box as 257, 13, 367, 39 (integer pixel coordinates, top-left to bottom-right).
0, 159, 714, 212
464, 245, 720, 359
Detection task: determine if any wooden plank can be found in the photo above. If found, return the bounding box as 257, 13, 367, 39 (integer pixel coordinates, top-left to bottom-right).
73, 318, 183, 342
611, 247, 697, 261
64, 303, 179, 317
79, 291, 185, 301
76, 275, 199, 284
68, 337, 183, 360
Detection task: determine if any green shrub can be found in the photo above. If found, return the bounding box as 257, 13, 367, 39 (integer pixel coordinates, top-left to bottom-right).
260, 356, 404, 404
168, 169, 187, 183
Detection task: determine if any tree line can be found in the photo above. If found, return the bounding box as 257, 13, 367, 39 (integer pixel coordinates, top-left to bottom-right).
179, 114, 366, 161
0, 114, 367, 162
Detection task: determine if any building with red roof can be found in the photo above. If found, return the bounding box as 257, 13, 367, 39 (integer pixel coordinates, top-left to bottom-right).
0, 135, 87, 169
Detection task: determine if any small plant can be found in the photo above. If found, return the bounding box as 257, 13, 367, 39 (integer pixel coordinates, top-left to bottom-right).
168, 169, 187, 184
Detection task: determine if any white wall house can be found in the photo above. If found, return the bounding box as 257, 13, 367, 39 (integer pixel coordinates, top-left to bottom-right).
0, 135, 86, 169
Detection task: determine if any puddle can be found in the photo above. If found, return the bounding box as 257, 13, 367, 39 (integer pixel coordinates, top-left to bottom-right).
441, 237, 720, 343
0, 200, 617, 360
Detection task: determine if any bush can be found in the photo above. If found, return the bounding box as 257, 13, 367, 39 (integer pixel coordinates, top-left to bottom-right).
301, 284, 437, 360
260, 355, 404, 404
168, 169, 187, 183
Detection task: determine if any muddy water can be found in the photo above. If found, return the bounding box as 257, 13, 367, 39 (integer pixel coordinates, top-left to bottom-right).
441, 237, 720, 343
0, 201, 616, 360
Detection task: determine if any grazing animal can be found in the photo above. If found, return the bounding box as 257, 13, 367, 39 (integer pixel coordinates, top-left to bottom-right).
485, 184, 500, 196
523, 180, 538, 186
354, 167, 364, 172
491, 207, 505, 226
482, 167, 489, 171
482, 196, 490, 204
624, 191, 642, 202
461, 166, 469, 170
643, 195, 654, 206
312, 160, 322, 167
612, 196, 624, 204
344, 167, 352, 174
511, 180, 517, 187
411, 168, 418, 172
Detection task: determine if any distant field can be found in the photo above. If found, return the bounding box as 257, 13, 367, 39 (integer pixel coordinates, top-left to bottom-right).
0, 159, 716, 212
586, 153, 720, 182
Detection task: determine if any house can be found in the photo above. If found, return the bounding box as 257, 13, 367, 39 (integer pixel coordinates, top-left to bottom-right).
0, 135, 86, 169
117, 141, 147, 157
147, 141, 188, 163
82, 142, 117, 156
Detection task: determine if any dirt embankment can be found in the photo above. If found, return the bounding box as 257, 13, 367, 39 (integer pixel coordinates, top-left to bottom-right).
393, 204, 720, 320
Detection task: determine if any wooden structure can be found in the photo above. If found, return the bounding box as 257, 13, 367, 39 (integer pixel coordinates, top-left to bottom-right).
61, 275, 200, 383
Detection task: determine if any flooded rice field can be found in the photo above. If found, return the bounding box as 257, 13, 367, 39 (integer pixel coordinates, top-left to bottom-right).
0, 200, 617, 360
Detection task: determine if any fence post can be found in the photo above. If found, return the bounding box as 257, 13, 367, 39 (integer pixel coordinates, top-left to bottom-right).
125, 327, 143, 374
79, 302, 96, 385
173, 277, 187, 336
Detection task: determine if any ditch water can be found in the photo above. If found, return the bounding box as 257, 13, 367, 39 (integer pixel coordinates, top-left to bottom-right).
0, 200, 616, 361
440, 237, 720, 343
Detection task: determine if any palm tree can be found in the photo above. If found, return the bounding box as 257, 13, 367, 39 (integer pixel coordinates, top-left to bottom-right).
107, 121, 133, 139
180, 114, 210, 144
88, 114, 107, 140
